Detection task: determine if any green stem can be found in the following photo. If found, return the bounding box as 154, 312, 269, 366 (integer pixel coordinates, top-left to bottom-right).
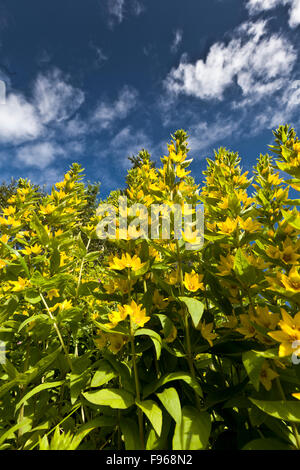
76, 238, 91, 296
276, 376, 300, 450
128, 268, 144, 449
176, 240, 201, 409
40, 293, 73, 371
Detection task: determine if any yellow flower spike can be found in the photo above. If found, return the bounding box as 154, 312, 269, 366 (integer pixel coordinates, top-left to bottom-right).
183, 270, 204, 292
259, 361, 279, 391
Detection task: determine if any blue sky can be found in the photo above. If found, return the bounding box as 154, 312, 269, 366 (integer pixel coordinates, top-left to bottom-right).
0, 0, 299, 197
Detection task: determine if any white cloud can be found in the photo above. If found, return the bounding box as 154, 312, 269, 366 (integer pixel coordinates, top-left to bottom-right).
107, 0, 144, 26
188, 118, 240, 153
16, 142, 65, 169
171, 30, 183, 53
93, 86, 138, 129
165, 20, 296, 100
246, 0, 300, 28
0, 94, 41, 143
107, 0, 125, 24
33, 68, 85, 124
107, 126, 151, 166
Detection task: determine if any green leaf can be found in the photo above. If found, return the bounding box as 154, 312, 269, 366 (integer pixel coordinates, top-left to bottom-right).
83, 388, 134, 409
242, 438, 291, 450
0, 418, 32, 446
136, 400, 163, 437
134, 328, 162, 360
172, 406, 211, 450
30, 214, 49, 245
234, 248, 257, 285
15, 380, 64, 413
282, 209, 300, 230
156, 387, 182, 424
143, 371, 203, 399
119, 418, 142, 450
24, 289, 41, 305
17, 314, 49, 333
77, 416, 117, 440
250, 398, 300, 423
91, 360, 118, 387
179, 297, 204, 328
242, 349, 277, 391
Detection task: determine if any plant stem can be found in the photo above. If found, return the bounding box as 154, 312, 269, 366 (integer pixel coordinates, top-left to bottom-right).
128, 268, 144, 449
176, 240, 201, 410
40, 292, 73, 371
276, 376, 300, 450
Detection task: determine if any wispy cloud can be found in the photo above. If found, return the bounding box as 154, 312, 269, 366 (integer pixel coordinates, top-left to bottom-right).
171, 29, 183, 54
246, 0, 300, 28
165, 20, 296, 101
107, 0, 144, 27
33, 68, 85, 124
92, 85, 138, 129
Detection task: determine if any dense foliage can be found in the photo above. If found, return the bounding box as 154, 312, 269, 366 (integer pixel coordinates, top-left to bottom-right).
0, 126, 299, 450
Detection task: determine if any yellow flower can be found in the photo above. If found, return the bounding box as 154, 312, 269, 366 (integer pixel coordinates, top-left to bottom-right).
21, 244, 42, 256
253, 306, 280, 330
108, 304, 128, 327
39, 204, 56, 216
2, 206, 16, 216
221, 315, 238, 329
152, 290, 169, 310
0, 259, 6, 269
47, 289, 60, 301
217, 253, 234, 276
125, 300, 150, 328
10, 277, 29, 292
238, 217, 261, 232
176, 166, 191, 178
94, 330, 107, 350
217, 218, 238, 234
259, 361, 278, 391
0, 234, 9, 244
165, 268, 180, 285
279, 238, 300, 265
183, 270, 204, 292
108, 333, 127, 354
236, 314, 256, 339
292, 393, 300, 400
108, 253, 145, 272
268, 310, 300, 357
199, 321, 217, 347
182, 226, 202, 244
280, 266, 300, 292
